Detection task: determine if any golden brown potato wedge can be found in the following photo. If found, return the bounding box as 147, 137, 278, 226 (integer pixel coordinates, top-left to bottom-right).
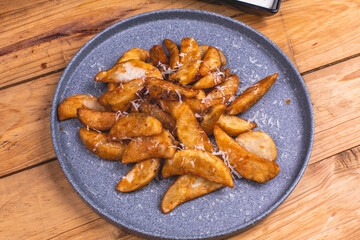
196, 90, 206, 99
95, 60, 163, 83
201, 104, 227, 135
213, 125, 280, 183
155, 99, 182, 116
122, 129, 177, 163
199, 45, 226, 66
163, 39, 180, 70
116, 158, 161, 192
192, 72, 226, 90
227, 73, 278, 115
185, 97, 228, 116
162, 149, 233, 188
206, 74, 239, 104
172, 103, 214, 152
107, 83, 122, 92
108, 113, 162, 141
179, 38, 200, 64
169, 59, 201, 85
146, 78, 198, 100
98, 78, 145, 112
116, 48, 150, 64
77, 108, 116, 131
134, 100, 176, 135
161, 175, 223, 213
198, 47, 221, 77
236, 131, 277, 161
150, 45, 169, 66
58, 95, 106, 121
79, 127, 127, 161
217, 114, 257, 136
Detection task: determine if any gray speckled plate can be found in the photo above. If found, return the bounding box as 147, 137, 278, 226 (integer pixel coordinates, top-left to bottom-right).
50, 9, 314, 240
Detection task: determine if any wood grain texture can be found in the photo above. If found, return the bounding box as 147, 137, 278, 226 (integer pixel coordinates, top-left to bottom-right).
0, 146, 358, 239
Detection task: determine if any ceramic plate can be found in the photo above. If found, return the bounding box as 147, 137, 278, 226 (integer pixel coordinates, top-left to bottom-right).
50, 9, 314, 240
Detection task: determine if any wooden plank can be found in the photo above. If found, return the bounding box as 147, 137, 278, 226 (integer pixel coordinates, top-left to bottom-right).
0, 146, 358, 239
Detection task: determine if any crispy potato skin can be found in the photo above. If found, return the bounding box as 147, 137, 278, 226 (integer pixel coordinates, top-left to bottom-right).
169, 59, 201, 85
198, 45, 226, 66
201, 104, 227, 135
236, 131, 277, 161
95, 60, 163, 83
58, 95, 105, 121
161, 175, 223, 213
217, 114, 257, 136
122, 130, 177, 163
98, 78, 145, 112
116, 158, 161, 192
192, 72, 225, 90
79, 128, 127, 161
185, 97, 228, 116
146, 78, 198, 100
198, 47, 221, 77
150, 45, 169, 66
116, 48, 149, 64
77, 108, 116, 131
206, 74, 239, 103
108, 113, 162, 141
179, 38, 200, 64
162, 149, 234, 188
163, 39, 180, 70
172, 103, 214, 152
213, 126, 280, 183
227, 73, 278, 115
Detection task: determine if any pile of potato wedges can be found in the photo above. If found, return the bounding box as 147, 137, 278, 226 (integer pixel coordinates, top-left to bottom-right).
58, 38, 280, 213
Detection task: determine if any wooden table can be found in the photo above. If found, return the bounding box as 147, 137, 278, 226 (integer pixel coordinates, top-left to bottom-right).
1, 0, 359, 239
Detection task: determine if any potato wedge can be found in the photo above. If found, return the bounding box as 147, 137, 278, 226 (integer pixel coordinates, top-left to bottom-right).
199, 45, 226, 66
169, 59, 201, 85
108, 113, 162, 141
161, 175, 223, 213
236, 131, 277, 161
205, 74, 239, 104
201, 104, 227, 135
217, 114, 257, 136
116, 158, 161, 192
107, 82, 121, 92
196, 90, 206, 100
150, 45, 169, 66
58, 94, 105, 121
134, 100, 176, 135
146, 78, 198, 100
192, 71, 226, 90
163, 39, 180, 70
172, 103, 214, 152
116, 48, 150, 64
77, 108, 116, 131
198, 47, 221, 77
227, 73, 278, 115
98, 78, 145, 112
155, 99, 182, 116
185, 97, 228, 116
122, 129, 177, 163
179, 37, 200, 64
95, 60, 163, 83
162, 149, 233, 187
79, 127, 127, 161
213, 125, 280, 183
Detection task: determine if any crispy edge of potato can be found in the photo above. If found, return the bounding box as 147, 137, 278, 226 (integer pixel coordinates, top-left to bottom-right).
79, 127, 127, 161
116, 48, 150, 64
199, 45, 226, 66
227, 73, 278, 115
198, 47, 221, 76
122, 129, 177, 163
58, 95, 105, 121
217, 114, 257, 136
108, 113, 163, 141
236, 131, 277, 161
172, 103, 215, 153
184, 97, 229, 116
179, 37, 200, 64
77, 108, 116, 131
192, 72, 225, 90
163, 39, 180, 70
162, 149, 234, 188
146, 78, 198, 100
201, 104, 227, 135
213, 125, 280, 183
95, 60, 163, 83
150, 45, 169, 66
206, 74, 239, 103
116, 158, 161, 192
161, 174, 223, 213
98, 78, 145, 112
169, 58, 201, 86
107, 83, 122, 92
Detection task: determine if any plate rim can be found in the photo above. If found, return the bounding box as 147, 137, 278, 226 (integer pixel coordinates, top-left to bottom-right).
50, 8, 314, 240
